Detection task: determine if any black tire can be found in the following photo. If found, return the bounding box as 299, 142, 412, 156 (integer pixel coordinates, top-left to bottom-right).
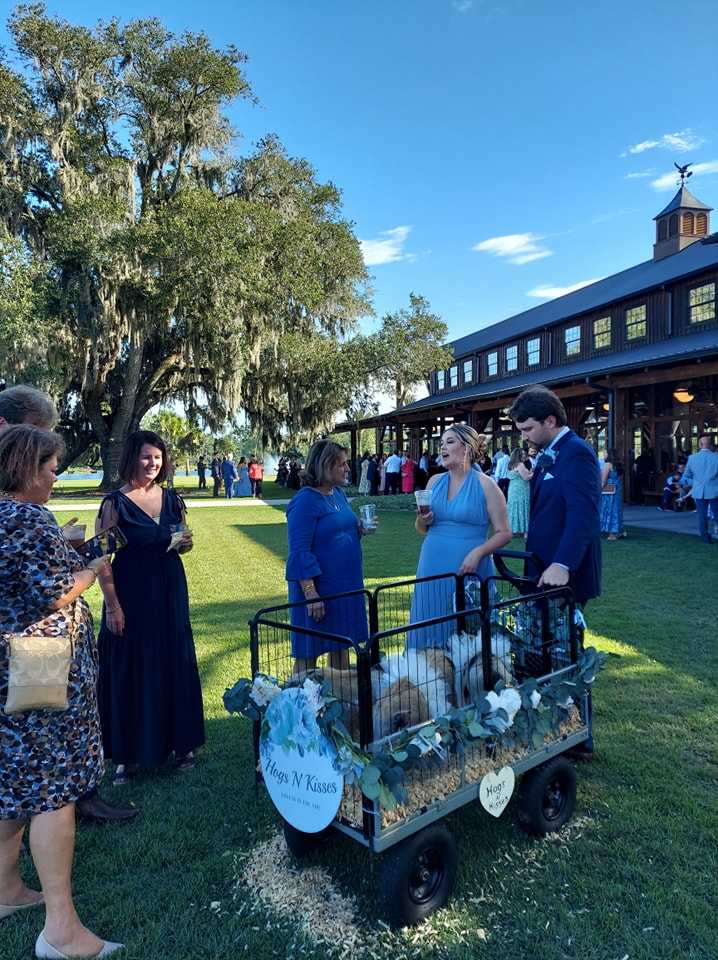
518, 756, 577, 836
283, 820, 337, 859
378, 823, 458, 928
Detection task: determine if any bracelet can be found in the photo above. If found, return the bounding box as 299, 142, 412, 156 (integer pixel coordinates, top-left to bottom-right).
302, 580, 315, 596
106, 606, 120, 614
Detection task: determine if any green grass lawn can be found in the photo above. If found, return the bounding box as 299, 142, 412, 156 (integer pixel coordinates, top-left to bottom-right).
5, 500, 717, 960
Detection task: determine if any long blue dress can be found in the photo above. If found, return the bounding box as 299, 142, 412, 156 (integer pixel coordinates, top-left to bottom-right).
97, 489, 205, 767
600, 469, 623, 535
286, 486, 368, 659
235, 464, 252, 497
407, 469, 495, 649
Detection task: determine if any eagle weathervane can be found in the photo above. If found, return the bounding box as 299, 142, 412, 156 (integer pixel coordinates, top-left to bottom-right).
675, 162, 693, 186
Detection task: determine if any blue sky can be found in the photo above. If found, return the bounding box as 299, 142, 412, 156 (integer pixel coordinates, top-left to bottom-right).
3, 0, 718, 348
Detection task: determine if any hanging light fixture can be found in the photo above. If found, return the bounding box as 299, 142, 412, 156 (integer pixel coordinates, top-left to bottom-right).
673, 386, 695, 403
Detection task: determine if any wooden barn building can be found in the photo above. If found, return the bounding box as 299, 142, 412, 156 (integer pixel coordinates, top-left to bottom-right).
342, 182, 718, 499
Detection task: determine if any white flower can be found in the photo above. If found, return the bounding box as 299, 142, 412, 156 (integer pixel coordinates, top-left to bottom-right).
530, 690, 542, 709
496, 687, 522, 722
249, 675, 281, 707
301, 676, 324, 715
484, 690, 501, 712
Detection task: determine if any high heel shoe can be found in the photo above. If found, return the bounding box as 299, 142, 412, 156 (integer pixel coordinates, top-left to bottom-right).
0, 894, 44, 919
35, 930, 124, 959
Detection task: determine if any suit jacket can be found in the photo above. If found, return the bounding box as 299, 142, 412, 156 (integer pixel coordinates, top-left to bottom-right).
525, 429, 602, 606
682, 449, 718, 499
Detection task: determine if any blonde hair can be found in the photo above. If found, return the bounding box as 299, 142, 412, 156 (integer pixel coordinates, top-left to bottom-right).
302, 440, 347, 487
443, 423, 482, 463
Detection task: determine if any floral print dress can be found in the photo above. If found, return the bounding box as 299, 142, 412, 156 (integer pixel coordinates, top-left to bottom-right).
0, 499, 103, 817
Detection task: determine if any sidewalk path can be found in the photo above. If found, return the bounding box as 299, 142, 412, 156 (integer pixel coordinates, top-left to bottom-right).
51, 497, 702, 536
50, 497, 291, 511
620, 504, 699, 537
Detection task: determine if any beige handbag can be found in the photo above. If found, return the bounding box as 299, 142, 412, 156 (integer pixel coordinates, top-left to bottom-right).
3, 602, 81, 714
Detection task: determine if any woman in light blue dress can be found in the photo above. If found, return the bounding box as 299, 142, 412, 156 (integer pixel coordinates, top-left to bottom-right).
235, 457, 252, 497
407, 424, 511, 649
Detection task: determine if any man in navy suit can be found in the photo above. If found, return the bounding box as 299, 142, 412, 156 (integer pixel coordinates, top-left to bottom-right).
681, 434, 718, 544
509, 385, 602, 760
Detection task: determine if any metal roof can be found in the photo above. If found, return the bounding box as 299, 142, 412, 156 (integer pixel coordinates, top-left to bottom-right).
654, 186, 713, 218
382, 325, 718, 418
449, 234, 718, 359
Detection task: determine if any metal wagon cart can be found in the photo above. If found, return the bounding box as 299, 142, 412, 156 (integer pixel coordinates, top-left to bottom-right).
234, 551, 596, 928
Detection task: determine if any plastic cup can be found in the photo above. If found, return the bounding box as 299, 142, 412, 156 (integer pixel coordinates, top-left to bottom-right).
414, 489, 433, 515
360, 504, 377, 531
63, 524, 86, 549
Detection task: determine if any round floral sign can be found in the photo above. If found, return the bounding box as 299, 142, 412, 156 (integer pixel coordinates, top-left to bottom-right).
260, 685, 344, 832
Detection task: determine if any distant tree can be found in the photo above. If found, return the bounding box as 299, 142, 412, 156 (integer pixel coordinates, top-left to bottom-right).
365, 293, 453, 408
0, 6, 370, 487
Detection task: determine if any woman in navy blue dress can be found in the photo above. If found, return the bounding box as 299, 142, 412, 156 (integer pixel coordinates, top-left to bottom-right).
96, 431, 205, 784
286, 441, 371, 673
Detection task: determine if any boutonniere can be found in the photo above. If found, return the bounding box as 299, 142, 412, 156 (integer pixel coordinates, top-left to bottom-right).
535, 448, 559, 471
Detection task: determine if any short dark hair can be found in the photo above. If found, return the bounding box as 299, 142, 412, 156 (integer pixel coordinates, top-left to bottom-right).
302, 440, 347, 488
508, 385, 568, 427
118, 430, 170, 485
0, 424, 64, 492
0, 385, 57, 429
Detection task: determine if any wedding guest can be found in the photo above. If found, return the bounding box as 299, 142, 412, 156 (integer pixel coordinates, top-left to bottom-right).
197, 456, 207, 490
600, 447, 625, 540
401, 452, 416, 493
236, 456, 252, 497
221, 453, 238, 499
681, 434, 718, 544
286, 440, 373, 674
407, 424, 511, 648
506, 447, 532, 537
0, 425, 123, 959
0, 386, 137, 824
509, 385, 601, 761
95, 430, 205, 783
248, 455, 264, 497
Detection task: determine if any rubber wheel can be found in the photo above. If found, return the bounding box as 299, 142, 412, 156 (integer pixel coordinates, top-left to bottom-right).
517, 756, 577, 836
378, 823, 458, 928
283, 820, 337, 859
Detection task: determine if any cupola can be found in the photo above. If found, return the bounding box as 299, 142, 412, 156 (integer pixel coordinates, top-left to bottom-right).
653, 165, 712, 261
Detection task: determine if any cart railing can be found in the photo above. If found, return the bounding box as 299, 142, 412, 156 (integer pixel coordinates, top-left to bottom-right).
248, 557, 588, 850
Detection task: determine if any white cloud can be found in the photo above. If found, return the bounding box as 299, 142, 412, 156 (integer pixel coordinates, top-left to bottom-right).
622, 130, 705, 157
526, 279, 601, 300
650, 160, 718, 192
473, 232, 553, 265
624, 171, 653, 180
359, 226, 412, 266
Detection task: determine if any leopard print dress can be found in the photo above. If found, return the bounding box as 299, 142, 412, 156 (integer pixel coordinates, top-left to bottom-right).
0, 499, 103, 817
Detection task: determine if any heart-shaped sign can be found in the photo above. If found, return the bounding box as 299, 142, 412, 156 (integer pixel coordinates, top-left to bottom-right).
479, 766, 515, 818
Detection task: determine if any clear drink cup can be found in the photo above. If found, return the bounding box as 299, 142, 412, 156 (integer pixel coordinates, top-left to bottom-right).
360, 504, 377, 531
414, 489, 433, 515
63, 524, 86, 549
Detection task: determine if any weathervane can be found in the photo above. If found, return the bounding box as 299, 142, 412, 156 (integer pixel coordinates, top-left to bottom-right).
674, 162, 693, 186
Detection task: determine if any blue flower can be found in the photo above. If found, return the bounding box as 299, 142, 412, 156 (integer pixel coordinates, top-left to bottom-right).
535, 449, 558, 471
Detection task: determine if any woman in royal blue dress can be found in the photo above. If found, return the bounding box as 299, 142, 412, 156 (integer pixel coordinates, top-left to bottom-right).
407, 424, 511, 649
600, 447, 625, 541
96, 430, 205, 784
286, 440, 374, 674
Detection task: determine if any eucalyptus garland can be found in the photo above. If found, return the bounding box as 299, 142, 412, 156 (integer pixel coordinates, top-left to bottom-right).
224, 647, 605, 812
